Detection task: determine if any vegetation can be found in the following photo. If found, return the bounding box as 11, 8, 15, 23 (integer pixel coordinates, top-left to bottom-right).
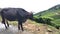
34, 4, 60, 29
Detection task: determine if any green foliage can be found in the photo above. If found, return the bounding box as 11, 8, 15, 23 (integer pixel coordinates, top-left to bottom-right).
34, 4, 60, 29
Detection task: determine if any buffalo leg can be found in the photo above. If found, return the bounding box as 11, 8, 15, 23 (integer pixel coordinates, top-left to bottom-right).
1, 17, 7, 29
20, 23, 24, 31
18, 21, 24, 31
6, 20, 9, 27
4, 23, 7, 29
18, 22, 20, 30
2, 20, 7, 29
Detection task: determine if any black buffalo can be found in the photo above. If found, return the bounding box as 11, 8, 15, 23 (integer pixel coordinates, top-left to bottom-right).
0, 8, 33, 31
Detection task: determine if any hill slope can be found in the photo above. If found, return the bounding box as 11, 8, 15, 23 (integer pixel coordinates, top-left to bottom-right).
34, 4, 60, 29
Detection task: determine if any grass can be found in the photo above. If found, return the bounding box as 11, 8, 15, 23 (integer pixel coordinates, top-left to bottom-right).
27, 20, 60, 34
8, 21, 18, 26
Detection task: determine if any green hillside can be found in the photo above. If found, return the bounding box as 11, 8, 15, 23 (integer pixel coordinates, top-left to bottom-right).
34, 4, 60, 29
